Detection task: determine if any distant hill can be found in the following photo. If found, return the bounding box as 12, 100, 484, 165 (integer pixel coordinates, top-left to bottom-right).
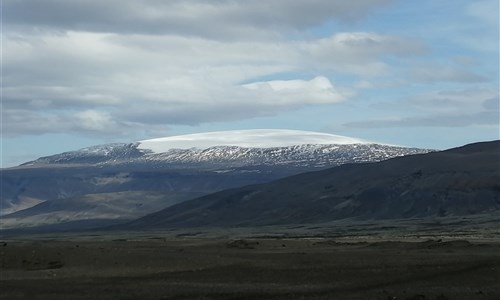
124, 140, 500, 229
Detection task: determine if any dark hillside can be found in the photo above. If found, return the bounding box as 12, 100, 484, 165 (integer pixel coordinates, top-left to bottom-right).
125, 141, 500, 228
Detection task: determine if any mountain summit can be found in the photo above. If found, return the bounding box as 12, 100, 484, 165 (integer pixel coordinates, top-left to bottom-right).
138, 129, 370, 153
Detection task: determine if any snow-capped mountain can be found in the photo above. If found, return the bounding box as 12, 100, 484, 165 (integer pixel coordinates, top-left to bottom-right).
2, 130, 434, 232
23, 129, 431, 169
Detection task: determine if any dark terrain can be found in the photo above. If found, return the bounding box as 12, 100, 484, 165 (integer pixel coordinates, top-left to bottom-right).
0, 166, 291, 231
1, 228, 499, 300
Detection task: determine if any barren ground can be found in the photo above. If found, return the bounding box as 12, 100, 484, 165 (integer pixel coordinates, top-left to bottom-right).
1, 232, 499, 300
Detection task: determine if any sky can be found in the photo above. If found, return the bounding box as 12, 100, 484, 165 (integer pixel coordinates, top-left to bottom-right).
2, 0, 499, 167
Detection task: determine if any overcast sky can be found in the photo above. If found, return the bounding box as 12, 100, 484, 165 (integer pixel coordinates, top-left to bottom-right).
2, 0, 499, 167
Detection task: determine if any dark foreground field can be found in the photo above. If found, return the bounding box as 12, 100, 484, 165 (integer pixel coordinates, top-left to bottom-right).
1, 234, 499, 300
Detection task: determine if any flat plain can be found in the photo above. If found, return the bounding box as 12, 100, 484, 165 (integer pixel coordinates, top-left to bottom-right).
1, 225, 500, 300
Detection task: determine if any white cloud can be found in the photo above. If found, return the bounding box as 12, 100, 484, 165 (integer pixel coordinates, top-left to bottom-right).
5, 0, 448, 150
3, 27, 424, 136
243, 76, 345, 104
75, 110, 116, 131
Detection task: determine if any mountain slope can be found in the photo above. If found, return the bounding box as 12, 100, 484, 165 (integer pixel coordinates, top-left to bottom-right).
124, 140, 500, 229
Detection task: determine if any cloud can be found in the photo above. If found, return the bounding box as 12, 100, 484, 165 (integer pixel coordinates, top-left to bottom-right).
75, 110, 116, 131
3, 25, 424, 137
410, 65, 486, 84
405, 89, 498, 114
307, 32, 425, 61
243, 76, 345, 104
343, 92, 499, 129
343, 111, 499, 128
118, 77, 346, 125
303, 32, 426, 76
5, 0, 393, 39
1, 0, 434, 143
2, 109, 126, 137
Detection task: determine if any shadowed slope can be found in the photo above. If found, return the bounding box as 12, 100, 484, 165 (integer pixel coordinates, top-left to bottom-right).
125, 141, 500, 228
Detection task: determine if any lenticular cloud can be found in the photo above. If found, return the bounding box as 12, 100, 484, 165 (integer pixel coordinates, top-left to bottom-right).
138, 129, 369, 153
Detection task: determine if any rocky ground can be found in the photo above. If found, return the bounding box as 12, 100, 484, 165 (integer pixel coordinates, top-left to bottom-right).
1, 232, 499, 300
